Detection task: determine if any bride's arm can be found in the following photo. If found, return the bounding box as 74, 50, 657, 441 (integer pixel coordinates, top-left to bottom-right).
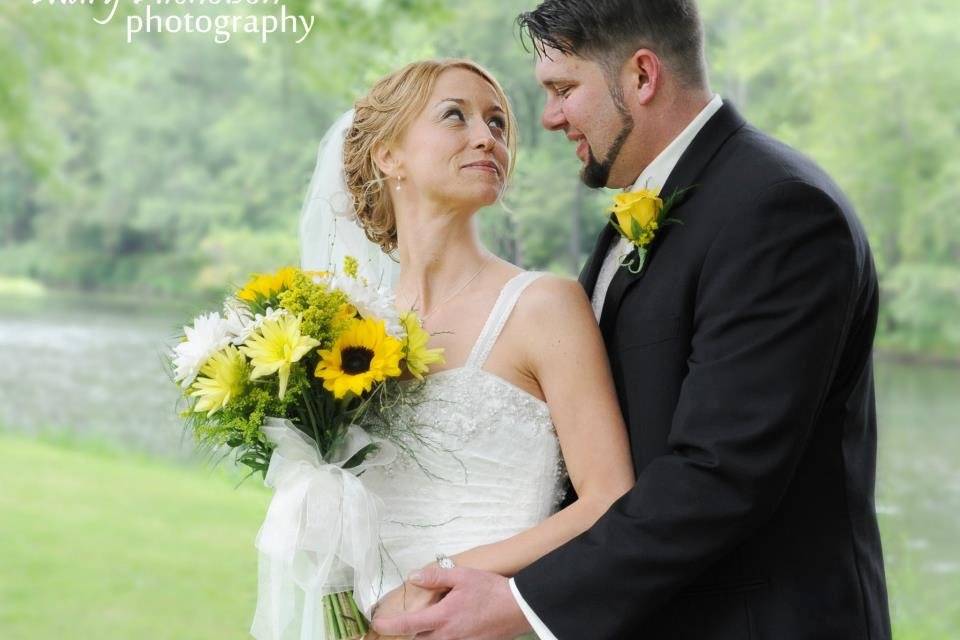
446, 275, 635, 577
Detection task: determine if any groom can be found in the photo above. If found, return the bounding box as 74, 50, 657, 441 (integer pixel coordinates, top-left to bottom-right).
374, 1, 891, 638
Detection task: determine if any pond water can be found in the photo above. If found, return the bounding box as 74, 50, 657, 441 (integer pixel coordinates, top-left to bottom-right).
0, 293, 191, 458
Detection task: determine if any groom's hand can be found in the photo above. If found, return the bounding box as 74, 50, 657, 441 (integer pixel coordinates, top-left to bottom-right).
365, 579, 445, 640
370, 565, 532, 640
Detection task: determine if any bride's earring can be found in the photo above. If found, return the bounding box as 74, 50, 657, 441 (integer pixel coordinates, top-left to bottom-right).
395, 175, 403, 191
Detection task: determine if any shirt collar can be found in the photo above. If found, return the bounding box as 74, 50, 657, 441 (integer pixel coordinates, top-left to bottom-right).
629, 94, 724, 193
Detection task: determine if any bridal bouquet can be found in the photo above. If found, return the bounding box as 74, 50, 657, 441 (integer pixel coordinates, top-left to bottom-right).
169, 259, 443, 640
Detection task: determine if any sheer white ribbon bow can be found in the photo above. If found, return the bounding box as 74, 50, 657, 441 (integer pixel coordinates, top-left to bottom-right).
250, 417, 399, 640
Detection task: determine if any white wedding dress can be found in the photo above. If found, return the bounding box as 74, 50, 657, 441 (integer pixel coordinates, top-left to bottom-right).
360, 271, 569, 602
284, 114, 565, 639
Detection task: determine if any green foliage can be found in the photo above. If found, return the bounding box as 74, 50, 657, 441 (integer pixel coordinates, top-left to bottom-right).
699, 0, 960, 359
880, 263, 960, 358
196, 227, 300, 297
199, 372, 300, 439
0, 0, 957, 361
188, 364, 315, 478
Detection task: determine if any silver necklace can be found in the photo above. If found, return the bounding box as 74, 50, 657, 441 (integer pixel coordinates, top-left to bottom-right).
402, 257, 491, 321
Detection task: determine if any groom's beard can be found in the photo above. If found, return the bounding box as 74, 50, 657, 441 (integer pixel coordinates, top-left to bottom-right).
581, 90, 634, 189
581, 122, 632, 189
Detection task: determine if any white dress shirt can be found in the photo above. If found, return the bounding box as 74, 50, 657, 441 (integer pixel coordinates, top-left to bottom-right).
590, 94, 724, 320
508, 94, 724, 640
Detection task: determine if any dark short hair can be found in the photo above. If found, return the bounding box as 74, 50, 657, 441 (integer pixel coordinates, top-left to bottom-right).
517, 0, 708, 89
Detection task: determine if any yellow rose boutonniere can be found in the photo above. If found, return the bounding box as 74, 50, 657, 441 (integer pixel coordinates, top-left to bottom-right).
608, 185, 692, 274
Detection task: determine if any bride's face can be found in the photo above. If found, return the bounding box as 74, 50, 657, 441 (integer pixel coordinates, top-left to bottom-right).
391, 68, 510, 212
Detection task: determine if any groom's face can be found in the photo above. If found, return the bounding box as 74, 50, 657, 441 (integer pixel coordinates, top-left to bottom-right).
535, 47, 637, 189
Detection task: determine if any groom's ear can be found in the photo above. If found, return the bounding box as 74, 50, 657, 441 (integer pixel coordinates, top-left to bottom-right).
624, 48, 662, 107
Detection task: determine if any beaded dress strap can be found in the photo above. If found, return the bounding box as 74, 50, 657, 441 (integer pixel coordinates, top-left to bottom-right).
465, 271, 546, 369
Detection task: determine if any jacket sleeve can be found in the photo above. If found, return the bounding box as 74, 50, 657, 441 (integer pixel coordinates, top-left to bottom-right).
513, 180, 863, 638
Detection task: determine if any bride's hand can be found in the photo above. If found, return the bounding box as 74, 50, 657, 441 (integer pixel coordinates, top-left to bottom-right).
366, 578, 446, 639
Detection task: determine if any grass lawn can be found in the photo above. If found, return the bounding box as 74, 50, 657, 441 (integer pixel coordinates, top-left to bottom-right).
1, 433, 955, 639
0, 434, 271, 640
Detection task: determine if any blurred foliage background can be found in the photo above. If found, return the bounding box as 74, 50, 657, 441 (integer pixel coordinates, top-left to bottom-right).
0, 1, 958, 638
2, 0, 958, 360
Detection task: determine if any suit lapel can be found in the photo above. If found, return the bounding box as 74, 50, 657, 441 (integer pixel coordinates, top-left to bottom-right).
598, 102, 748, 339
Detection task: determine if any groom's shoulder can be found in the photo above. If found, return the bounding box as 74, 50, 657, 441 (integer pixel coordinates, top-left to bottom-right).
704, 123, 873, 269
693, 123, 866, 245
716, 123, 851, 210
693, 123, 869, 262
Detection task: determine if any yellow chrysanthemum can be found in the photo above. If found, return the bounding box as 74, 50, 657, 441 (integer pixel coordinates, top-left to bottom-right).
610, 189, 663, 247
190, 345, 247, 417
238, 266, 299, 303
240, 314, 320, 399
400, 311, 445, 380
314, 318, 403, 399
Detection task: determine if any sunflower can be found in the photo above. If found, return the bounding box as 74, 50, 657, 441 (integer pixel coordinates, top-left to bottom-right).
237, 266, 298, 305
240, 314, 320, 399
400, 311, 445, 380
314, 318, 403, 399
190, 345, 247, 416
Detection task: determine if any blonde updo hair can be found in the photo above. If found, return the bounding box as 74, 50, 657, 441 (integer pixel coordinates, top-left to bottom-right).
342, 58, 518, 254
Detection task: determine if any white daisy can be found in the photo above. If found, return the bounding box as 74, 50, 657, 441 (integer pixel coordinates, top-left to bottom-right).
222, 298, 287, 346
331, 275, 402, 338
222, 298, 254, 344
172, 312, 232, 388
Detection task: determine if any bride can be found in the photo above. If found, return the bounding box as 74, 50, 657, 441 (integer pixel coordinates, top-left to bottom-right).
300, 58, 634, 638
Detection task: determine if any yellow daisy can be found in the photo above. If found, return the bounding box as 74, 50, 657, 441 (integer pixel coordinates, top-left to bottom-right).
238, 266, 299, 303
190, 345, 247, 416
240, 313, 320, 399
400, 311, 445, 380
314, 318, 403, 399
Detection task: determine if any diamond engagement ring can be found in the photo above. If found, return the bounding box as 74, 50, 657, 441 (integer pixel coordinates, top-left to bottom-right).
436, 553, 456, 569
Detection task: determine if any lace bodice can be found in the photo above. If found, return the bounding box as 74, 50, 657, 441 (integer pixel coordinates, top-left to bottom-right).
360, 271, 568, 596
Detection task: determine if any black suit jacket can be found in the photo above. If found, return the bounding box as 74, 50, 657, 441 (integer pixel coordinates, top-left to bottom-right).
514, 103, 891, 640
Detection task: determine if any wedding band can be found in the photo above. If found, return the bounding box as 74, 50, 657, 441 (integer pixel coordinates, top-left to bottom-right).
436, 553, 455, 569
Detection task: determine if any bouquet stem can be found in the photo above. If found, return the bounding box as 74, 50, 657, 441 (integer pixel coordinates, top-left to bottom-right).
323, 595, 338, 638
322, 590, 368, 639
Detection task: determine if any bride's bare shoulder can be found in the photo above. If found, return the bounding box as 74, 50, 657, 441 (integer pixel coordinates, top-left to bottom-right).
506, 272, 606, 376
524, 272, 588, 302
513, 272, 593, 326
